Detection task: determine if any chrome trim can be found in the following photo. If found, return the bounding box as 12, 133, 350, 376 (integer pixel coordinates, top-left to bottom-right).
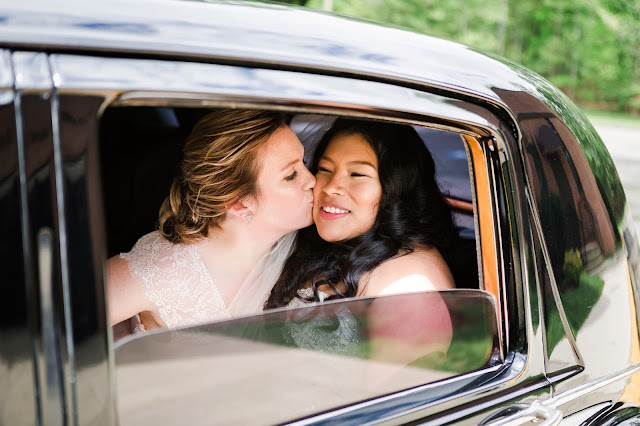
0, 50, 12, 89
293, 352, 538, 425
561, 402, 611, 426
12, 55, 44, 425
394, 355, 551, 425
487, 140, 508, 346
12, 52, 51, 91
288, 364, 505, 426
37, 227, 64, 426
530, 223, 552, 374
547, 363, 640, 409
50, 54, 494, 137
481, 399, 562, 426
49, 75, 78, 426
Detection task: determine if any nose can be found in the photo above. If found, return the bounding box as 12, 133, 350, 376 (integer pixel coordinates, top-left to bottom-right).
302, 167, 315, 190
321, 173, 345, 196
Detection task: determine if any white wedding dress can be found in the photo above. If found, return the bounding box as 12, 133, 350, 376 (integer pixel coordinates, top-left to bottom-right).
119, 230, 296, 330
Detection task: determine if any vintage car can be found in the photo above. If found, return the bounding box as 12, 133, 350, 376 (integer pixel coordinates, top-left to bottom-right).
2, 0, 640, 424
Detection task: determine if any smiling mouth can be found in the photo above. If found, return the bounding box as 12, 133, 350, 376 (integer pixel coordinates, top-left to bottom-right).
321, 206, 350, 214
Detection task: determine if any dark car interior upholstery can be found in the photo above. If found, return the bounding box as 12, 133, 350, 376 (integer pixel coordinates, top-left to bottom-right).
99, 107, 478, 289
99, 106, 204, 257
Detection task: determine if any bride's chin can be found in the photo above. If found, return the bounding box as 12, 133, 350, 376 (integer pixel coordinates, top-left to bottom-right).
316, 227, 340, 243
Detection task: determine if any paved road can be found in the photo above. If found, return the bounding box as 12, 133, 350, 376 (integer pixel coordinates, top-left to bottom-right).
590, 118, 640, 232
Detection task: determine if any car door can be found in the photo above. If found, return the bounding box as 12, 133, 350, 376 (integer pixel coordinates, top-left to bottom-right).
7, 50, 557, 424
49, 54, 549, 423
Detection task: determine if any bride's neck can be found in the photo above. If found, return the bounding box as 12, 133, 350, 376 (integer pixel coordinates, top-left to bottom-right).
200, 218, 282, 273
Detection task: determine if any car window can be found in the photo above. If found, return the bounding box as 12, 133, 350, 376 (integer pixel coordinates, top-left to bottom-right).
100, 108, 480, 292
43, 53, 516, 424
114, 290, 499, 425
99, 105, 504, 422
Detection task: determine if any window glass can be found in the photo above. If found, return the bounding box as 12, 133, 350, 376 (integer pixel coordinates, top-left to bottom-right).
115, 291, 498, 425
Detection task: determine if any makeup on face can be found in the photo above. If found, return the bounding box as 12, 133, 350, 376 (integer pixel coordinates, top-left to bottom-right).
313, 133, 382, 242
255, 126, 316, 233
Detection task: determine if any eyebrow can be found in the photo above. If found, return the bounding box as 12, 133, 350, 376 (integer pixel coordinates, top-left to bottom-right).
320, 156, 376, 168
280, 158, 299, 173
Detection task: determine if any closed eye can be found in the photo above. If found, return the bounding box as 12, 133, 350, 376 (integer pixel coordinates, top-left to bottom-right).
351, 172, 367, 177
317, 166, 332, 173
285, 170, 298, 181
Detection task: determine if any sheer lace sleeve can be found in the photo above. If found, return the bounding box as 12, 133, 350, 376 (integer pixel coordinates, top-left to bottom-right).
120, 231, 230, 328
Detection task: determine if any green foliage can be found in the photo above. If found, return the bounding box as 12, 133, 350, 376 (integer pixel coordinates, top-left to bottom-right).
563, 248, 583, 286
545, 271, 605, 354
297, 0, 640, 115
413, 311, 494, 373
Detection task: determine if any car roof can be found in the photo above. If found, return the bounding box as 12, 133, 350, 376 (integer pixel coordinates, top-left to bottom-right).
0, 0, 561, 113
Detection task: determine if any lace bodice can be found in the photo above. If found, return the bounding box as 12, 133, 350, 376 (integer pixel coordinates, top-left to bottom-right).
121, 231, 230, 329
283, 288, 362, 356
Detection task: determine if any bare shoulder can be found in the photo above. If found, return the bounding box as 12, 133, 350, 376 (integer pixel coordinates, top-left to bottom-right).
361, 247, 455, 297
106, 254, 152, 325
107, 255, 132, 282
107, 254, 145, 293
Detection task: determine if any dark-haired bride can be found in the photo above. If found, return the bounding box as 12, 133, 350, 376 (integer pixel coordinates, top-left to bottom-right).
266, 119, 456, 308
265, 119, 457, 362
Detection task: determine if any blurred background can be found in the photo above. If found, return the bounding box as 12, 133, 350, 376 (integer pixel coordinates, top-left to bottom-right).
274, 0, 640, 229
283, 0, 640, 117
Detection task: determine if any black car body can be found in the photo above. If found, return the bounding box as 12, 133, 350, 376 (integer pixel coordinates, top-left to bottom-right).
2, 0, 640, 424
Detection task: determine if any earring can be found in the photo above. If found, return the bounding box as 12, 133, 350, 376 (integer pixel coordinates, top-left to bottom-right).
245, 213, 253, 223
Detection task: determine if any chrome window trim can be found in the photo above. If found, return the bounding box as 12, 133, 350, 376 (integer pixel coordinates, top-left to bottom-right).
12, 51, 51, 91
524, 162, 583, 368
36, 227, 64, 426
49, 53, 542, 422
289, 363, 507, 426
0, 49, 12, 89
49, 75, 78, 426
12, 51, 70, 426
12, 50, 81, 426
50, 54, 493, 137
10, 48, 43, 425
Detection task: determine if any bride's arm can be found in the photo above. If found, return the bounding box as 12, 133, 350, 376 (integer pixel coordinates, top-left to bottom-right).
106, 255, 152, 326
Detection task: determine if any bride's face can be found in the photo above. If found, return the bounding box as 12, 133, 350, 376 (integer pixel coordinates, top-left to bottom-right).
253, 126, 315, 234
313, 133, 382, 242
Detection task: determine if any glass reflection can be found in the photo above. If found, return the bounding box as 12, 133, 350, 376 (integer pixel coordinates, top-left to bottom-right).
115, 290, 498, 426
520, 114, 615, 360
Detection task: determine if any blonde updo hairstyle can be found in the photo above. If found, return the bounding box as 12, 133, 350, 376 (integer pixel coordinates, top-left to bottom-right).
159, 109, 286, 243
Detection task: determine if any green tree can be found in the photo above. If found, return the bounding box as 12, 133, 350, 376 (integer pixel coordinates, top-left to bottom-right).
294, 0, 640, 114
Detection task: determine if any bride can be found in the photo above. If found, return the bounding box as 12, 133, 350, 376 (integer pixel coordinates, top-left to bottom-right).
107, 109, 315, 332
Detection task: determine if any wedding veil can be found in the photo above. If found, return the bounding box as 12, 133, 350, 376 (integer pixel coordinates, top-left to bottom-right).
226, 230, 297, 316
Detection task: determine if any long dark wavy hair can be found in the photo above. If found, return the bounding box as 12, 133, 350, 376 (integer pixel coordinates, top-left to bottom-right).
264, 118, 457, 308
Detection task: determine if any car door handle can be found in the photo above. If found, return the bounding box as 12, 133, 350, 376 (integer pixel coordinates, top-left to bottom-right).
479, 400, 562, 426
